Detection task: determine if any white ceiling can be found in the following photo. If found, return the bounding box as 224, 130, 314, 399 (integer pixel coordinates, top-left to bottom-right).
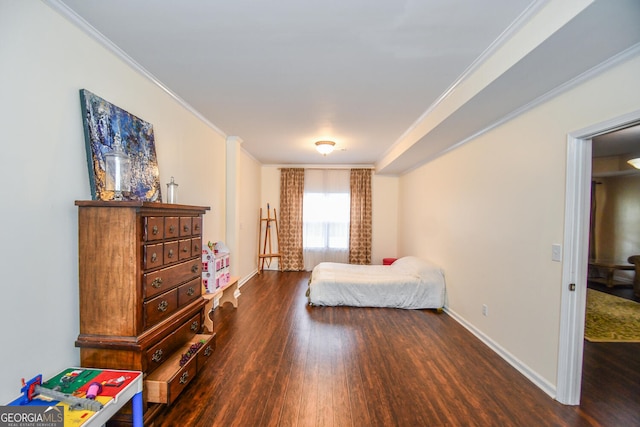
51, 0, 640, 174
593, 124, 640, 158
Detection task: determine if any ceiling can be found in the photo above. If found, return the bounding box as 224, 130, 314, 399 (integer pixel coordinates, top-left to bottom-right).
50, 0, 640, 174
593, 124, 640, 158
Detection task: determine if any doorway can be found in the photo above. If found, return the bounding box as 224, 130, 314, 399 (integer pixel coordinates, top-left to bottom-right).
556, 109, 640, 405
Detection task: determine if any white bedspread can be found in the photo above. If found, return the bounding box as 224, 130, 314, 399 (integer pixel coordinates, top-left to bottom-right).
307, 256, 445, 309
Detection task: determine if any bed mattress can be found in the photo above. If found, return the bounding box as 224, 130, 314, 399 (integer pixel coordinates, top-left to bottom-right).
307, 256, 445, 309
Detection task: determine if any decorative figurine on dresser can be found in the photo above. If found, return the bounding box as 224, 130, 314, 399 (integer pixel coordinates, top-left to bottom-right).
75, 201, 215, 425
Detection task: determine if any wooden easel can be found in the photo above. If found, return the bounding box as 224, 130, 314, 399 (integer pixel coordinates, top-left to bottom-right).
258, 204, 282, 274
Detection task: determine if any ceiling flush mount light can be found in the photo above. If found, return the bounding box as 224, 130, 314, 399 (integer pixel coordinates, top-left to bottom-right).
627, 158, 640, 169
315, 140, 336, 156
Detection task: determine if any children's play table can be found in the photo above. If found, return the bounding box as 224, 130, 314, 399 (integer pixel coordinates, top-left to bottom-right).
7, 367, 143, 427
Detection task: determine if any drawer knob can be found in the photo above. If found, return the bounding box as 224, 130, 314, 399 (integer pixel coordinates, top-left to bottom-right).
204, 345, 213, 357
151, 277, 163, 288
152, 225, 159, 235
168, 249, 174, 258
169, 225, 176, 233
183, 225, 190, 232
191, 265, 199, 274
187, 287, 195, 296
194, 244, 200, 252
151, 253, 158, 262
151, 349, 163, 362
158, 300, 169, 312
179, 372, 189, 384
182, 246, 188, 253
194, 224, 200, 232
190, 320, 199, 332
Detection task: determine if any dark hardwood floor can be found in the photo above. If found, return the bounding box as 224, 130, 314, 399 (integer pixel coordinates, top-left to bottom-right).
156, 272, 640, 426
581, 281, 640, 426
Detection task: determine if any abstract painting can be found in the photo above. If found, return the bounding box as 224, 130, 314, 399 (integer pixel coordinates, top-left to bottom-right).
80, 89, 162, 202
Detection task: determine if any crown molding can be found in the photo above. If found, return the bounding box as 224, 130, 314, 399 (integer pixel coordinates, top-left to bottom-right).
379, 0, 551, 163
43, 0, 227, 138
399, 42, 640, 176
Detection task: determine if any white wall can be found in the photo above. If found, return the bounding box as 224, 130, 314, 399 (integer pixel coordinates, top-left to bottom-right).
592, 174, 640, 263
398, 51, 640, 393
224, 138, 260, 282
261, 166, 282, 219
237, 149, 262, 278
372, 175, 399, 264
260, 166, 283, 270
0, 1, 226, 402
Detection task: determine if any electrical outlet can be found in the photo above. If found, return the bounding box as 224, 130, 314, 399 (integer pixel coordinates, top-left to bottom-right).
482, 304, 488, 316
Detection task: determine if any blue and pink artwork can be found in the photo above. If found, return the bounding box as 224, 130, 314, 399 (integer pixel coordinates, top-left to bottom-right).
80, 89, 162, 202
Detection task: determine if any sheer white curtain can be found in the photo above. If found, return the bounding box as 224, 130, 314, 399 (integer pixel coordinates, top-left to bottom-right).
303, 169, 350, 271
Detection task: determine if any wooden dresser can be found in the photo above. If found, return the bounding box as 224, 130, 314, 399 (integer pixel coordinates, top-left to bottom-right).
75, 201, 215, 425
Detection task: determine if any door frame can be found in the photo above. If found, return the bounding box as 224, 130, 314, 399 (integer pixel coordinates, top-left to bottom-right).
556, 109, 640, 405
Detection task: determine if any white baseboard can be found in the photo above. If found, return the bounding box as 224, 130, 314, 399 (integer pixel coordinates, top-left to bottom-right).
240, 270, 259, 287
443, 306, 557, 399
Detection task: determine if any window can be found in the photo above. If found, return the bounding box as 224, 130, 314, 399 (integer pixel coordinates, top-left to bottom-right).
303, 192, 350, 249
303, 169, 350, 270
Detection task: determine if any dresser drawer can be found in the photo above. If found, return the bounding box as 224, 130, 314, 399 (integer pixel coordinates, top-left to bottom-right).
145, 333, 214, 405
191, 237, 202, 256
145, 313, 202, 374
197, 333, 216, 370
143, 259, 201, 299
165, 217, 179, 239
146, 356, 197, 405
164, 241, 179, 265
179, 239, 192, 260
144, 217, 164, 241
178, 277, 202, 307
144, 243, 164, 269
145, 289, 178, 328
192, 217, 202, 235
180, 217, 193, 236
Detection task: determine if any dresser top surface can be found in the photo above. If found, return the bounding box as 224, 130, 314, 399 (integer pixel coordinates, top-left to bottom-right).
75, 200, 210, 213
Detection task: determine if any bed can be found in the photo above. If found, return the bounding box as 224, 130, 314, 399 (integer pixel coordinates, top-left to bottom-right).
307, 256, 445, 309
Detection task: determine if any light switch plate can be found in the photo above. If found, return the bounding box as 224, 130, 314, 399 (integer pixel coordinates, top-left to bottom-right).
552, 244, 562, 262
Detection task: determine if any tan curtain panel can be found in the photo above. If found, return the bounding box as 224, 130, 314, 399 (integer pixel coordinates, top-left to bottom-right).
349, 168, 372, 264
279, 168, 305, 271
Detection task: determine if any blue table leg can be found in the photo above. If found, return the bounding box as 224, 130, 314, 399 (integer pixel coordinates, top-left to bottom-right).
132, 391, 143, 427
